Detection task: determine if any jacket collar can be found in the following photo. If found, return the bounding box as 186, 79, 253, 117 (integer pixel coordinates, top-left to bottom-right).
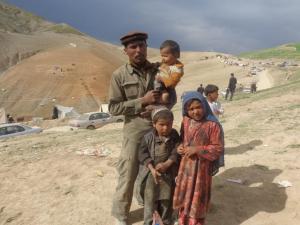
152, 128, 171, 144
126, 60, 156, 76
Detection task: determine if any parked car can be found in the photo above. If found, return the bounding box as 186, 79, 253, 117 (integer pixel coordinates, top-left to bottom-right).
68, 112, 124, 130
0, 123, 43, 139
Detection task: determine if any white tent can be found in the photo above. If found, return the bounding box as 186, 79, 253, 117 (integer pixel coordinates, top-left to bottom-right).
55, 105, 80, 119
99, 103, 109, 113
0, 108, 7, 124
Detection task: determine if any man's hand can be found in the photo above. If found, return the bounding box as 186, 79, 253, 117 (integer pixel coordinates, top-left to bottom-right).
141, 90, 160, 106
177, 144, 185, 155
139, 105, 155, 118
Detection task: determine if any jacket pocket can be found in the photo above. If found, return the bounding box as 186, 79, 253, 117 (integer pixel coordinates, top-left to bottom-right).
122, 81, 139, 99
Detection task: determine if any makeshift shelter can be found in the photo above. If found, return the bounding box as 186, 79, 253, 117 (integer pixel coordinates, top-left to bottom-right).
0, 108, 7, 124
54, 105, 80, 119
99, 103, 109, 113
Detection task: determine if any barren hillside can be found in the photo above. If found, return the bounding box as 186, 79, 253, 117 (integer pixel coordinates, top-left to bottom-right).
4, 1, 297, 120
0, 1, 128, 118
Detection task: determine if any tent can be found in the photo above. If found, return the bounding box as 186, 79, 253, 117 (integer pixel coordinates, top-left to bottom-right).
99, 103, 109, 113
54, 105, 80, 119
0, 108, 7, 124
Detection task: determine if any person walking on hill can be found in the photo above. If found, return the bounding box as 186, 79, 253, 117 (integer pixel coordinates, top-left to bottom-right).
108, 31, 160, 225
250, 80, 257, 93
7, 114, 15, 123
225, 73, 237, 100
197, 83, 204, 95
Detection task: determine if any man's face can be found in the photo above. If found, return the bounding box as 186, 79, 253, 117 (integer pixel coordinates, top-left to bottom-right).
124, 40, 147, 65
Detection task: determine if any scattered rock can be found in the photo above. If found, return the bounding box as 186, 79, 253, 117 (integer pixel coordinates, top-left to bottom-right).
6, 212, 22, 223
76, 145, 111, 157
226, 178, 246, 185
96, 170, 104, 177
276, 180, 292, 188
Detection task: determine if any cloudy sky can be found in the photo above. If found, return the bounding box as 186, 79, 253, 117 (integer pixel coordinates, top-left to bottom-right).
6, 0, 300, 54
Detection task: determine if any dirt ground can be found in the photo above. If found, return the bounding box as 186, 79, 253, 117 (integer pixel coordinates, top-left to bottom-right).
1, 56, 300, 225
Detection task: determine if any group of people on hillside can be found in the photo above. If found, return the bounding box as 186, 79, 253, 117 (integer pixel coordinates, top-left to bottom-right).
108, 31, 224, 225
198, 72, 237, 100
196, 72, 238, 120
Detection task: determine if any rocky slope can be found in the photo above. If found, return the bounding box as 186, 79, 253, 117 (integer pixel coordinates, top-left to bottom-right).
0, 1, 126, 118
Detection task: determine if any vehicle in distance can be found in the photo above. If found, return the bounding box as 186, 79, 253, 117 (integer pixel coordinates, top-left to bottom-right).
0, 123, 43, 139
68, 112, 124, 129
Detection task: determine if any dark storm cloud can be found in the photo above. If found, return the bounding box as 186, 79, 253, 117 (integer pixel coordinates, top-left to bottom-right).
6, 0, 300, 54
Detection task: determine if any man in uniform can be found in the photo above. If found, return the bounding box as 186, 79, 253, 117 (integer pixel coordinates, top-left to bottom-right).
108, 31, 160, 225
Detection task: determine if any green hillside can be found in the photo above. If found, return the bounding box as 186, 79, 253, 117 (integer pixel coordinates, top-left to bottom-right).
239, 43, 300, 60
45, 23, 83, 36
0, 1, 48, 33
0, 1, 82, 35
233, 70, 300, 102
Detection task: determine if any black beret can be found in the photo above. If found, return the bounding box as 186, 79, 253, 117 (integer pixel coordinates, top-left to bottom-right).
120, 32, 148, 46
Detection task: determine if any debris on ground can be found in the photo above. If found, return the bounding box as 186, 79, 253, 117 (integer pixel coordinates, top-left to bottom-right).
226, 178, 246, 185
6, 212, 22, 223
96, 170, 104, 177
76, 144, 111, 157
276, 180, 292, 188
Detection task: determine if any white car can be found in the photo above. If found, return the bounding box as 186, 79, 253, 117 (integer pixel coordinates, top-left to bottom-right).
0, 123, 43, 139
68, 112, 124, 130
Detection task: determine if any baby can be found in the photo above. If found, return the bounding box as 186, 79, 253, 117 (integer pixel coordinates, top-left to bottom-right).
155, 40, 184, 105
142, 40, 184, 116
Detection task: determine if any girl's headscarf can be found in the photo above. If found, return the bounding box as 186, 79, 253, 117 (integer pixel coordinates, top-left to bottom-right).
182, 91, 218, 123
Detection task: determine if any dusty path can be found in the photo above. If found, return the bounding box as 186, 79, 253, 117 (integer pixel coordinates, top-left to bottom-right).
257, 69, 274, 90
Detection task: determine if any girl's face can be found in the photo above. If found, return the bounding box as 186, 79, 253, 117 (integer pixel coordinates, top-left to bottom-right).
187, 100, 205, 121
160, 47, 178, 65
